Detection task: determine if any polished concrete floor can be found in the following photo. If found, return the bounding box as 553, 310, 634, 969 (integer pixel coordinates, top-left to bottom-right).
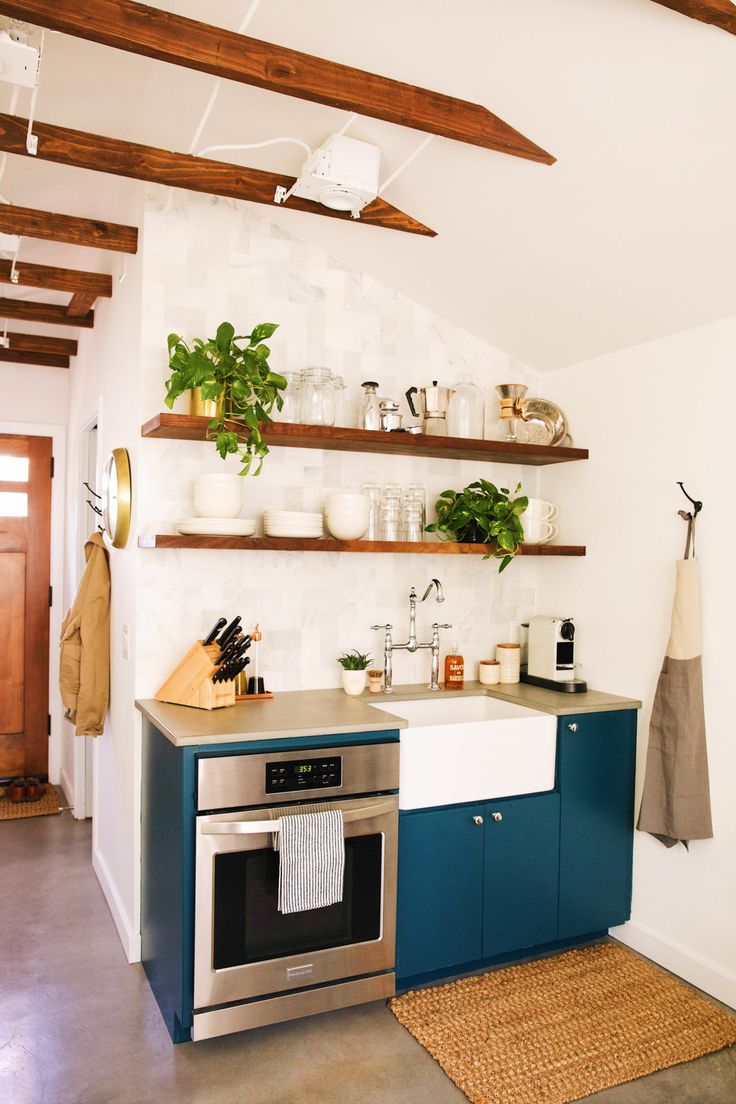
1, 810, 735, 1104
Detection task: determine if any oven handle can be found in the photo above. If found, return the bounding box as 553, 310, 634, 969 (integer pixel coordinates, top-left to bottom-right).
200, 798, 396, 835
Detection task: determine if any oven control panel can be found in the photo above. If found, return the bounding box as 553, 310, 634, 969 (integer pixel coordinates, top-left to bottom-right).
265, 756, 342, 794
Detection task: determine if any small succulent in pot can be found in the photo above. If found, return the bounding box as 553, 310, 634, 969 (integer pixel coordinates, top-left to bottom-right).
425, 479, 528, 572
338, 650, 373, 697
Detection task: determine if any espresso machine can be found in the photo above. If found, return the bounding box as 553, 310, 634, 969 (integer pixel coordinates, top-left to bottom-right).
521, 616, 587, 693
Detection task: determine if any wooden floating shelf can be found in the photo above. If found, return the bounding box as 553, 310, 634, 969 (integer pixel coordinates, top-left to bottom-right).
139, 535, 585, 557
141, 414, 588, 467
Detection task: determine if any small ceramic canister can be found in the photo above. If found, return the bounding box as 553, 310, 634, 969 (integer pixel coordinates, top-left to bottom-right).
478, 659, 500, 685
496, 643, 521, 684
367, 669, 384, 694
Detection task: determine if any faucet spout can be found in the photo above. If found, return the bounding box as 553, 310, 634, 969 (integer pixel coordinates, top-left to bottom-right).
421, 578, 445, 604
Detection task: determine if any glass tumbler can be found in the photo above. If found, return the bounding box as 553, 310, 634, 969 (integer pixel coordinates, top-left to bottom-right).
405, 484, 427, 529
300, 367, 335, 426
402, 500, 425, 542
379, 500, 402, 542
362, 483, 383, 541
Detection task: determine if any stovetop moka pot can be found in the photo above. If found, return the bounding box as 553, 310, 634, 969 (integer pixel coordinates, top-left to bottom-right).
406, 382, 454, 436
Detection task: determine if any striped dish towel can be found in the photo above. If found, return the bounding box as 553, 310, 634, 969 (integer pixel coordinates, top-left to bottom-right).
277, 808, 345, 914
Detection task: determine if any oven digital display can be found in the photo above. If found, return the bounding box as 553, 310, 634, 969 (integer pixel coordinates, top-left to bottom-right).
265, 756, 342, 793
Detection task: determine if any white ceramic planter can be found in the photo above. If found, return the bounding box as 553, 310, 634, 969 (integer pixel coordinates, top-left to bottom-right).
341, 670, 368, 697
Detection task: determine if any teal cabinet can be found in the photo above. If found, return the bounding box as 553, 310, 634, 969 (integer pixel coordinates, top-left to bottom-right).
482, 792, 560, 958
397, 804, 484, 978
557, 710, 637, 939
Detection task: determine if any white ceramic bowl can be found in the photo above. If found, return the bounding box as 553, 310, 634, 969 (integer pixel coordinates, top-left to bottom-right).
194, 474, 242, 489
325, 508, 370, 524
194, 496, 243, 519
325, 515, 369, 540
325, 493, 369, 509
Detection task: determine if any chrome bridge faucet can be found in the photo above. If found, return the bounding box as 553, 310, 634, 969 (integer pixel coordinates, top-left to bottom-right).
372, 579, 452, 693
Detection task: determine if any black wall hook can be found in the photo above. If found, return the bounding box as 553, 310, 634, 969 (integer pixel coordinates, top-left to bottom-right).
677, 482, 703, 516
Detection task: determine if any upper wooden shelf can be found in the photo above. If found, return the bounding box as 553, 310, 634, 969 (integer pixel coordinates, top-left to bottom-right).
140, 414, 588, 466
138, 535, 585, 557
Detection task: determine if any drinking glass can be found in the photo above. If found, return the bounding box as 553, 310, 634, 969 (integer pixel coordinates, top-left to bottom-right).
362, 483, 383, 540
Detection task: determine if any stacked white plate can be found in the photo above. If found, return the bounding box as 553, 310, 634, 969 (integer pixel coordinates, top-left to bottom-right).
263, 510, 324, 538
177, 517, 257, 536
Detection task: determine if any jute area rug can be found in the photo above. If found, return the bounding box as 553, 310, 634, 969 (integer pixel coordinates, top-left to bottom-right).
0, 785, 62, 821
390, 942, 736, 1104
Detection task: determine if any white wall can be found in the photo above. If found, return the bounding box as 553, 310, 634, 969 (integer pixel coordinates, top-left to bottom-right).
136, 192, 544, 697
538, 316, 736, 1007
63, 185, 145, 961
0, 363, 69, 424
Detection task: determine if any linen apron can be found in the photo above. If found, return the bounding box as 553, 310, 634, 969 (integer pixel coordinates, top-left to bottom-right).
637, 524, 713, 848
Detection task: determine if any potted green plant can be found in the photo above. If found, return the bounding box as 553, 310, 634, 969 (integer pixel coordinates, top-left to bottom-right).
425, 479, 528, 572
337, 650, 373, 696
164, 321, 287, 475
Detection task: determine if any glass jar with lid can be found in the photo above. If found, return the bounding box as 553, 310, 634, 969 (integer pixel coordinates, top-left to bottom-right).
276, 371, 302, 423
448, 374, 484, 439
300, 367, 335, 426
331, 373, 348, 426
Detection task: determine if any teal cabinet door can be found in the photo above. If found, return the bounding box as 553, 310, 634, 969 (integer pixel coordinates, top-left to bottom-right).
397, 804, 484, 979
558, 710, 637, 939
482, 792, 560, 958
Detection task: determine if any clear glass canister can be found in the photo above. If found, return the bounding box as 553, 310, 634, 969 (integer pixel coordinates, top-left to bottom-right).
300, 367, 335, 426
448, 375, 484, 439
277, 371, 302, 423
331, 373, 348, 426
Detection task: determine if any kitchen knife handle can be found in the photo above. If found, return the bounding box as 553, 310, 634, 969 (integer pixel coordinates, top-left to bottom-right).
217, 616, 242, 651
203, 617, 227, 646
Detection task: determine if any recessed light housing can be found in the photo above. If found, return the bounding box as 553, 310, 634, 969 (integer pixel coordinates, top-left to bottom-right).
275, 134, 381, 218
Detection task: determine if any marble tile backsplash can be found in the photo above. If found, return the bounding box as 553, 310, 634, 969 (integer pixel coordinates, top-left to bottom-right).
135, 191, 542, 695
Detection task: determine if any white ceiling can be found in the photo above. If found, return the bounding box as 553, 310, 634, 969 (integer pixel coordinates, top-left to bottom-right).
1, 0, 734, 369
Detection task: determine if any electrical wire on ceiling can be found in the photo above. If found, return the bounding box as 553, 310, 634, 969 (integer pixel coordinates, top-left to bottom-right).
197, 137, 312, 160
162, 0, 265, 214
0, 83, 20, 204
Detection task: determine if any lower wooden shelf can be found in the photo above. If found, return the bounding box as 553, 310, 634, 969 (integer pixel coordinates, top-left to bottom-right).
138, 535, 585, 556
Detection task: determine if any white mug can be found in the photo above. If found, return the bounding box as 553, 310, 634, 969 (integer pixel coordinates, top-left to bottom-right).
524, 519, 559, 544
525, 497, 559, 521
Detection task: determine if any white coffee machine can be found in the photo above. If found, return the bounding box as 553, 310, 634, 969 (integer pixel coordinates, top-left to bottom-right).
522, 616, 587, 693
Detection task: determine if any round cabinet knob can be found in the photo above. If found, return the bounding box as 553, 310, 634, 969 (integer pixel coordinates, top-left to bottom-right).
491, 812, 503, 822
567, 722, 579, 732
472, 815, 484, 826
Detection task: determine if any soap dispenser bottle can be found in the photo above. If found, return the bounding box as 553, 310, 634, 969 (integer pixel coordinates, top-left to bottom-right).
444, 643, 464, 688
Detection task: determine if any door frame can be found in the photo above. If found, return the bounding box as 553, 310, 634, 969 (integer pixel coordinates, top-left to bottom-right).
0, 420, 66, 788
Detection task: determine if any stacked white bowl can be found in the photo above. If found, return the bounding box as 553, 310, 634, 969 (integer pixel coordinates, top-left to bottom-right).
194, 473, 243, 518
324, 493, 370, 541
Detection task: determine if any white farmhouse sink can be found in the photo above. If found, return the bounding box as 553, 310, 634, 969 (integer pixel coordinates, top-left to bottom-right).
369, 695, 556, 810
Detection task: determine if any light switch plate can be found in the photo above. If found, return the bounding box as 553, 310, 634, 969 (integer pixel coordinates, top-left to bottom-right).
122, 624, 129, 660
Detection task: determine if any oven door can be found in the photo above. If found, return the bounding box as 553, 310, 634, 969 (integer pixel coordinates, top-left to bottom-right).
194, 794, 398, 1010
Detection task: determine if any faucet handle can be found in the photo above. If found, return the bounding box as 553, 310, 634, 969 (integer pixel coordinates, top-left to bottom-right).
434, 623, 453, 630
371, 624, 393, 631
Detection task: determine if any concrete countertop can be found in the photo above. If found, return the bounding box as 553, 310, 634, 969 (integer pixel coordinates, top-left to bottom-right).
136, 681, 640, 748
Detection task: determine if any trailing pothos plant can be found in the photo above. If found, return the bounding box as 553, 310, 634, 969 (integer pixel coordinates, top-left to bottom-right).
425, 479, 528, 572
164, 321, 286, 475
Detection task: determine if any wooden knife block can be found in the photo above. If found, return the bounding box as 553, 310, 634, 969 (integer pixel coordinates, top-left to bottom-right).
155, 640, 236, 710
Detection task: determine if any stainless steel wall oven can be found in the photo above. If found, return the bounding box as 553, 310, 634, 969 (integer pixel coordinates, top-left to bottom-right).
192, 741, 399, 1040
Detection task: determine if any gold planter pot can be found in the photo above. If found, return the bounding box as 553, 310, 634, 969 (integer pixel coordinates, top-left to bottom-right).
189, 387, 224, 419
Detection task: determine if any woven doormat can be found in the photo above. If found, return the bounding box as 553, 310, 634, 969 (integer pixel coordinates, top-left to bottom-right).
390, 942, 736, 1104
0, 785, 62, 821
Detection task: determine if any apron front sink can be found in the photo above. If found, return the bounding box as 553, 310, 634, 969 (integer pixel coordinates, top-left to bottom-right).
370, 696, 556, 810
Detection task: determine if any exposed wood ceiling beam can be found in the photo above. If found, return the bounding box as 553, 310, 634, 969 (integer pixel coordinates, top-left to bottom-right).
0, 297, 94, 328
0, 347, 69, 368
0, 0, 555, 164
0, 113, 436, 237
4, 331, 78, 356
0, 203, 138, 253
650, 1, 736, 35
0, 257, 112, 298
66, 291, 97, 318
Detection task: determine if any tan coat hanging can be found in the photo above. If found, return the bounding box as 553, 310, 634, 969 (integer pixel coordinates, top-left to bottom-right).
59, 532, 111, 737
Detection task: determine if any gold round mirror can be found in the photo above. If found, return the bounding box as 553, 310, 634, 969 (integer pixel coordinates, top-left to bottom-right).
102, 448, 132, 549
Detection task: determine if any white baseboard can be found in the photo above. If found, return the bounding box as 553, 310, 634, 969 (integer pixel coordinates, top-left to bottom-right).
92, 846, 142, 964
612, 919, 736, 1010
59, 766, 75, 812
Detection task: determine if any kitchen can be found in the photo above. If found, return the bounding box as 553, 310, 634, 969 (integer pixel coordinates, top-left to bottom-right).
0, 2, 735, 1103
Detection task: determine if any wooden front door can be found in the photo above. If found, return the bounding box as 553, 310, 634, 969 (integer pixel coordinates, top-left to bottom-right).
0, 434, 52, 778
